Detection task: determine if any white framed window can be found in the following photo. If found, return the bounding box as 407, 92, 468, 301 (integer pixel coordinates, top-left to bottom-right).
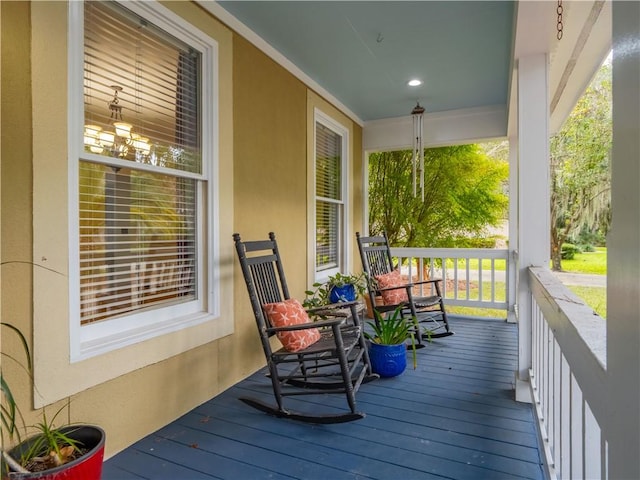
314, 110, 349, 280
68, 0, 219, 361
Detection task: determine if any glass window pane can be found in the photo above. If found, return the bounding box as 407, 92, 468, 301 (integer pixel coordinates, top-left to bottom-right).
316, 123, 341, 200
83, 1, 201, 174
316, 200, 341, 271
79, 161, 197, 325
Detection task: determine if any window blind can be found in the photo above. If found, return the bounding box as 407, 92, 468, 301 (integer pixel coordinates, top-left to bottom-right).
316, 123, 342, 201
84, 1, 201, 173
79, 162, 197, 324
315, 122, 343, 271
79, 2, 201, 325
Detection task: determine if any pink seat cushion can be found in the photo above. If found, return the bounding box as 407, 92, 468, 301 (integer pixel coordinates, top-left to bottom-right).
262, 299, 321, 352
375, 269, 409, 305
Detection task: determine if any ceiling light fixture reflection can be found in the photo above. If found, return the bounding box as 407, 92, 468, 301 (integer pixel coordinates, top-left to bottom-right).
407, 79, 422, 87
83, 85, 151, 160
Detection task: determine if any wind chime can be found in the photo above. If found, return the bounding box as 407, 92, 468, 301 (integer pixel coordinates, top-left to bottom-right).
411, 102, 425, 200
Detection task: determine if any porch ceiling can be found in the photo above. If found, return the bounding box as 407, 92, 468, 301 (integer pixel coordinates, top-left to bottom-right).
207, 0, 610, 136
214, 1, 514, 123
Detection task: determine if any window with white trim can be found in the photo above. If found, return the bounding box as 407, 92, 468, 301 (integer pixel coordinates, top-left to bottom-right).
70, 0, 217, 359
314, 112, 348, 279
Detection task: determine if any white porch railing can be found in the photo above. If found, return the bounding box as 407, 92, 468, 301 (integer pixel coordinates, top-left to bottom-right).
390, 247, 510, 312
528, 267, 608, 480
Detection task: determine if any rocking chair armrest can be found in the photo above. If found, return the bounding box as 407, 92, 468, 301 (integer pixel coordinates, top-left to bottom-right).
266, 317, 346, 334
376, 284, 413, 292
376, 278, 443, 292
408, 278, 443, 287
306, 300, 359, 314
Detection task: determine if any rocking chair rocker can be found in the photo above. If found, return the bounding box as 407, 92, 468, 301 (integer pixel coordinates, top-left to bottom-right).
233, 232, 378, 424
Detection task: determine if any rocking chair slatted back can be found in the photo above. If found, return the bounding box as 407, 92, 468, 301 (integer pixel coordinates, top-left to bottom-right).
359, 236, 395, 278
234, 233, 289, 336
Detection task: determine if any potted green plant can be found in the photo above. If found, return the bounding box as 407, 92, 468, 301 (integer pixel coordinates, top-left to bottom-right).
1, 322, 105, 479
364, 308, 419, 377
303, 271, 369, 308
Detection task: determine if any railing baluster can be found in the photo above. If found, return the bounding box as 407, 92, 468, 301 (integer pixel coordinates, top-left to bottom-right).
435, 256, 440, 296
553, 337, 561, 470
571, 374, 583, 479
584, 403, 601, 479
490, 258, 496, 303
561, 354, 570, 478
477, 257, 483, 302
465, 258, 470, 301
453, 257, 459, 300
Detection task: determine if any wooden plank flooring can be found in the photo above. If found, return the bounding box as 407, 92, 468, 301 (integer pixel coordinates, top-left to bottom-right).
103, 316, 544, 480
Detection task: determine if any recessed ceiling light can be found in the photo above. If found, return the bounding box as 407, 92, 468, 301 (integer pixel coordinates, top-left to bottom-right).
407, 79, 422, 87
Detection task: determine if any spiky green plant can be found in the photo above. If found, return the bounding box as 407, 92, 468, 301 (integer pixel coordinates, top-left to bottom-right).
18, 404, 81, 470
365, 307, 420, 369
1, 323, 83, 474
1, 322, 32, 473
1, 322, 31, 444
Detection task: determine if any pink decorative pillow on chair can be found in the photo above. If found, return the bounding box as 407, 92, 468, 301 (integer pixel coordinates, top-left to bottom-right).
375, 269, 409, 305
262, 299, 321, 352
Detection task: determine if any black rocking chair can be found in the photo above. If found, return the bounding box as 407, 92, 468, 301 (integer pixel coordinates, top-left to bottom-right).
233, 232, 378, 423
356, 231, 453, 340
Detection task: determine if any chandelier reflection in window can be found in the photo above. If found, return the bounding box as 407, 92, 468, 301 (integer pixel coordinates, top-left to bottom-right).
83, 85, 151, 160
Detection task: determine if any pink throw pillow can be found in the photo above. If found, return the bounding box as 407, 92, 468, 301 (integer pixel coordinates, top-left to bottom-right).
375, 270, 409, 305
262, 299, 321, 352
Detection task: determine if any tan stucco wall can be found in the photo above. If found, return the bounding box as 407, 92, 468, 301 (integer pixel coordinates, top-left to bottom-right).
1, 0, 362, 458
1, 0, 36, 427
232, 35, 308, 284
352, 125, 365, 257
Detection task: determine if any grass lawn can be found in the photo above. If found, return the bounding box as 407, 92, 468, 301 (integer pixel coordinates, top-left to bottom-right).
451, 247, 606, 275
567, 285, 606, 318
556, 247, 607, 275
558, 247, 607, 317
448, 305, 507, 318
453, 258, 507, 271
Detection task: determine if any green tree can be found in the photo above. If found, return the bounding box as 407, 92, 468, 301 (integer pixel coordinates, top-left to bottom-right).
368, 144, 508, 247
550, 62, 611, 271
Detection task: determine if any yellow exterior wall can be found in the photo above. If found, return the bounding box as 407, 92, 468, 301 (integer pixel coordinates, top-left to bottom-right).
1, 0, 37, 437
232, 35, 308, 284
352, 124, 365, 259
1, 0, 362, 457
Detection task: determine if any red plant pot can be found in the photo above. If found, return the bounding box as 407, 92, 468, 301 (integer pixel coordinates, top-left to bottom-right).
4, 425, 105, 480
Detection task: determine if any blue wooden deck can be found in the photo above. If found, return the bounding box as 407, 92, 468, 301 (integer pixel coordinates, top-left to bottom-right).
102, 316, 545, 480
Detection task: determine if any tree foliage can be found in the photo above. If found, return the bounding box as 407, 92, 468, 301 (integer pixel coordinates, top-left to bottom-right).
550, 62, 611, 271
368, 144, 508, 247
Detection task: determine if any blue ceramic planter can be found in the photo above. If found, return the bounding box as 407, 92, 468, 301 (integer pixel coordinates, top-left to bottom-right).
368, 342, 407, 377
329, 284, 356, 303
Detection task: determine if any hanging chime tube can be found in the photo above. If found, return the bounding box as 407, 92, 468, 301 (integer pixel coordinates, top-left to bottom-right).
419, 113, 425, 201
411, 103, 425, 200
412, 116, 418, 197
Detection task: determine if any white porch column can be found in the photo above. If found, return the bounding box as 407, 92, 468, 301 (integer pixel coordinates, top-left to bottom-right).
515, 54, 550, 402
507, 136, 518, 325
608, 3, 640, 478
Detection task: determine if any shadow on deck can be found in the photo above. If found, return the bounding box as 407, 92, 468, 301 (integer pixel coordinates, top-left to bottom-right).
103, 316, 545, 480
